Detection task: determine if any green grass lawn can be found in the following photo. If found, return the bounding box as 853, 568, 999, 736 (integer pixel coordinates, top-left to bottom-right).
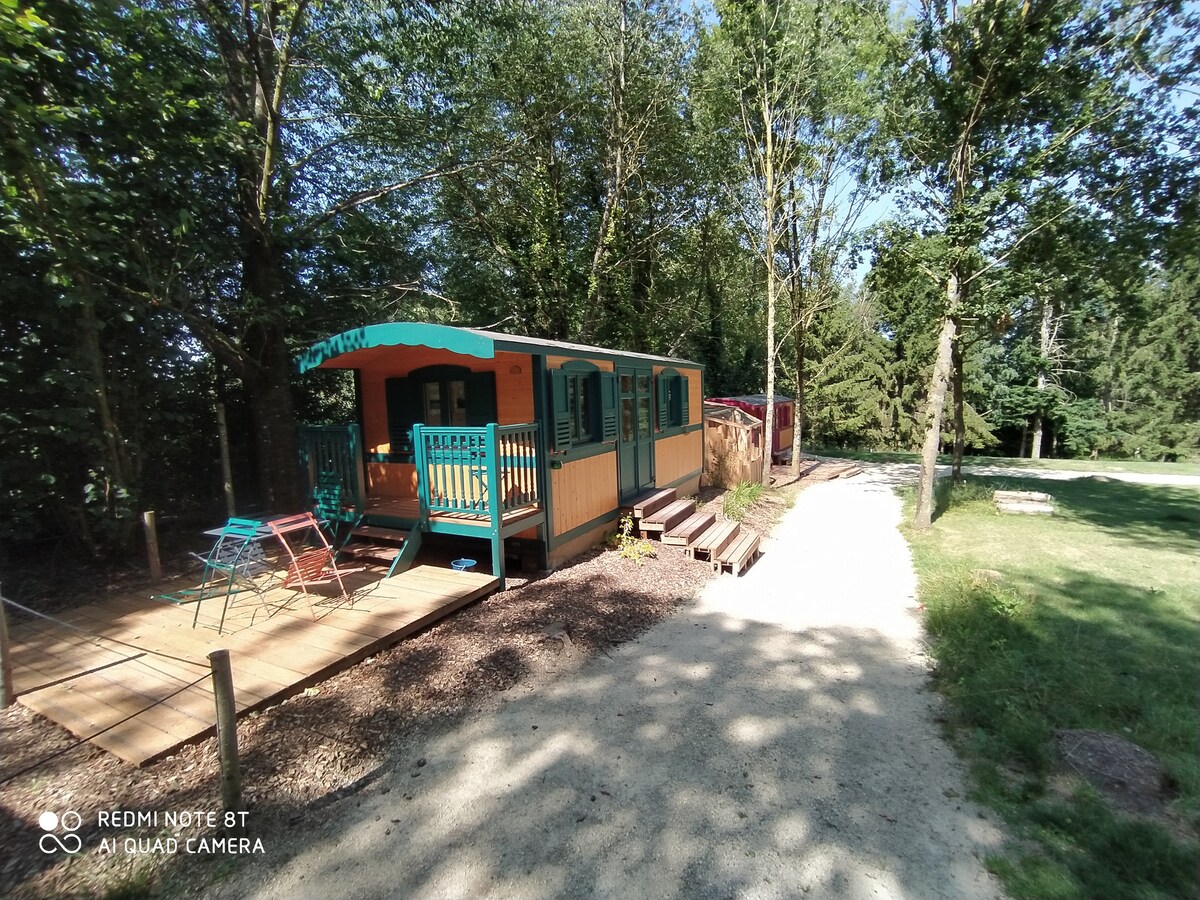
812, 447, 1200, 476
902, 476, 1200, 899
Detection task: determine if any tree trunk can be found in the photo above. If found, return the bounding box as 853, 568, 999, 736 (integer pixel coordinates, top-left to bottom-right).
951, 330, 965, 480
914, 273, 961, 529
791, 320, 806, 476
1030, 298, 1052, 459
240, 227, 301, 511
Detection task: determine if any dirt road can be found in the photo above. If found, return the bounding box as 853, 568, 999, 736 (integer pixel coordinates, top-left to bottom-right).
218, 470, 1004, 899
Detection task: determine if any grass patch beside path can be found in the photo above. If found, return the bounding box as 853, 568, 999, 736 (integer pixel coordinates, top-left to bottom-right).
722, 480, 764, 521
902, 475, 1200, 899
812, 447, 1200, 477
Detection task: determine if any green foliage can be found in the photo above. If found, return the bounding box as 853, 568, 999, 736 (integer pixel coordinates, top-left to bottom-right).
607, 514, 655, 564
722, 480, 763, 521
907, 475, 1200, 896
0, 0, 1194, 568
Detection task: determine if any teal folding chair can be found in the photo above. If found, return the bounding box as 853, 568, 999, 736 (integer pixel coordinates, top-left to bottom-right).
157, 518, 281, 634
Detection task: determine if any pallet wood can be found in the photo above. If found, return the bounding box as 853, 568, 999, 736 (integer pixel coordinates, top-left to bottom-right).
714, 530, 761, 576
9, 565, 499, 766
662, 511, 717, 547
687, 521, 740, 561
996, 501, 1054, 515
627, 488, 676, 519
993, 490, 1052, 503
640, 500, 694, 536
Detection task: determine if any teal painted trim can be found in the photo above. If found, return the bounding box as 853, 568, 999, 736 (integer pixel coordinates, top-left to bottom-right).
560, 359, 600, 372
298, 322, 497, 373
485, 422, 505, 588
499, 510, 546, 539
548, 508, 620, 550
661, 467, 703, 490
654, 422, 704, 440
552, 440, 615, 464
532, 354, 554, 552
387, 522, 423, 577
427, 518, 492, 537
490, 338, 707, 371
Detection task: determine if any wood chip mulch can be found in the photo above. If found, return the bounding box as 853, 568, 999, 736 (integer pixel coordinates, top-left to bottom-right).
0, 462, 842, 898
0, 544, 713, 899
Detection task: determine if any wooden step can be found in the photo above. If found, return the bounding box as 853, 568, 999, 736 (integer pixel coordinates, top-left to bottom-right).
342, 543, 403, 563
628, 488, 676, 519
715, 530, 761, 576
641, 500, 694, 536
662, 511, 717, 547
350, 525, 409, 543
687, 521, 740, 560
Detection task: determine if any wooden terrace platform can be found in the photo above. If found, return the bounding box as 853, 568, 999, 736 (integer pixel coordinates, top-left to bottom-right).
366, 497, 544, 530
7, 565, 499, 766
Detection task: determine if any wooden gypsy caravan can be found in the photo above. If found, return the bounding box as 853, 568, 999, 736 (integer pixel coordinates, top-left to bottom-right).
706, 394, 795, 464
296, 323, 705, 587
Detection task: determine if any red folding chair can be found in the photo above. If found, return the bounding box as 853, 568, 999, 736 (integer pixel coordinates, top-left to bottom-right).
267, 513, 362, 612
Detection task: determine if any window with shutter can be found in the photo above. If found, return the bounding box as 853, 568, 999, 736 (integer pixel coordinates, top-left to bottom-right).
599, 371, 618, 441
656, 369, 686, 430
549, 368, 572, 450
550, 362, 607, 451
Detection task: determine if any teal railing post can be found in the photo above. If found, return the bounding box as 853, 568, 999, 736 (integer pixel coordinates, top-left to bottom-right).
348, 423, 365, 515
485, 422, 504, 588
413, 423, 429, 520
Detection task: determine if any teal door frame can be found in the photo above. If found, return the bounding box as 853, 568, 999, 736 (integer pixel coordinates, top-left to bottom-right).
616, 365, 655, 502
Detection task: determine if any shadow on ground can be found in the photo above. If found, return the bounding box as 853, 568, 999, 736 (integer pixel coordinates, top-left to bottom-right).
207, 595, 1000, 900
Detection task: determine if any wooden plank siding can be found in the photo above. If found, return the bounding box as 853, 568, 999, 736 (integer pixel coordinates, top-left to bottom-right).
360, 350, 534, 498
550, 452, 618, 536
655, 429, 703, 487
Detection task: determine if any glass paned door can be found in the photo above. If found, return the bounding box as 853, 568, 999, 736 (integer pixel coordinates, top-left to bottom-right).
617, 365, 655, 502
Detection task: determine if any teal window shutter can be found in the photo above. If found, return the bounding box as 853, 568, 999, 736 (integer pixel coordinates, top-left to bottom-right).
465, 371, 497, 425
599, 371, 618, 441
549, 368, 572, 450
385, 377, 418, 453
679, 375, 689, 426
656, 374, 669, 429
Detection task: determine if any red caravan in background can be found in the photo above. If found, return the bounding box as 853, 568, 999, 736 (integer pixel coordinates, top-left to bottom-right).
705, 394, 795, 464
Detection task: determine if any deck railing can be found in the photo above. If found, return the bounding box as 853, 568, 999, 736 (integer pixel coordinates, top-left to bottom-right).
299, 424, 365, 515
413, 422, 542, 521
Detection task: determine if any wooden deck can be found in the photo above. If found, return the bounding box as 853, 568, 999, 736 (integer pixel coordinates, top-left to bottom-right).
366, 497, 543, 529
7, 565, 499, 766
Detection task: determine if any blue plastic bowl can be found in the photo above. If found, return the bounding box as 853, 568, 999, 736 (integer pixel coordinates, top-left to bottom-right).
451, 558, 477, 572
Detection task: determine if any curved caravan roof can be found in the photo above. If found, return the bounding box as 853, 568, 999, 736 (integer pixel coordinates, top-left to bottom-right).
298, 322, 703, 373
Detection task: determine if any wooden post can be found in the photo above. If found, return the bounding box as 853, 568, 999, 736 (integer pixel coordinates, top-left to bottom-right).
142, 511, 162, 582
208, 649, 243, 820
216, 403, 236, 517
0, 584, 14, 708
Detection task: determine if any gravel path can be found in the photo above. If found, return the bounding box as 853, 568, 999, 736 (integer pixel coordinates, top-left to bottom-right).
223, 470, 1004, 900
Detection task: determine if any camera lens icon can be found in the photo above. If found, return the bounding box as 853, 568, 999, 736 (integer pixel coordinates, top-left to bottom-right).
38, 810, 83, 854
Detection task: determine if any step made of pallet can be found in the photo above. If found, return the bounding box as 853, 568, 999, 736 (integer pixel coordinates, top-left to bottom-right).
691, 521, 740, 557
632, 488, 676, 519
663, 511, 717, 546
350, 525, 409, 542
642, 500, 694, 532
716, 533, 760, 575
